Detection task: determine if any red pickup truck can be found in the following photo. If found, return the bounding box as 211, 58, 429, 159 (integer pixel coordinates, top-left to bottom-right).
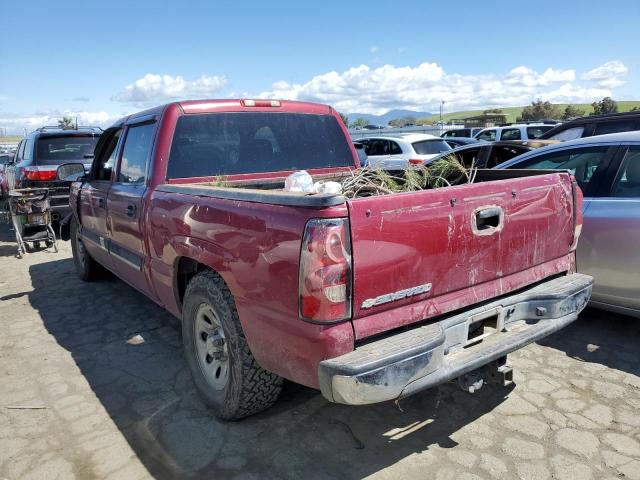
59, 99, 592, 420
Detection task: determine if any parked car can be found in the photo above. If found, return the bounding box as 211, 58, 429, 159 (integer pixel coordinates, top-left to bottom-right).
443, 137, 483, 149
428, 140, 559, 169
539, 111, 640, 141
441, 128, 483, 138
59, 98, 591, 420
497, 131, 640, 318
363, 124, 385, 130
6, 126, 101, 225
359, 133, 452, 169
474, 123, 556, 142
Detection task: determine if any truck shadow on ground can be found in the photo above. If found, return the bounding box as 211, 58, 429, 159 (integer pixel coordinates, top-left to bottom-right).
25, 257, 514, 479
26, 256, 639, 479
538, 307, 640, 378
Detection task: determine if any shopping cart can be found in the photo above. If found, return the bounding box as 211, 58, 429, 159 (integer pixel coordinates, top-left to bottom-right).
8, 188, 58, 257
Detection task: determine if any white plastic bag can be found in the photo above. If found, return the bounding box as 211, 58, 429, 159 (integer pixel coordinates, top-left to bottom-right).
284, 170, 314, 193
313, 181, 342, 194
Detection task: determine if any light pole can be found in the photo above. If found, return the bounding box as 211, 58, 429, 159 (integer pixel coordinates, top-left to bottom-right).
440, 101, 445, 123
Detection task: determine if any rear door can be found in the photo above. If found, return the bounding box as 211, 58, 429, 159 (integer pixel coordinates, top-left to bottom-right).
78, 127, 122, 268
580, 145, 640, 312
107, 116, 157, 298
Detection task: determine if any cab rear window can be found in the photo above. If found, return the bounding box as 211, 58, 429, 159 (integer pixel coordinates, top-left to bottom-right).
167, 112, 354, 178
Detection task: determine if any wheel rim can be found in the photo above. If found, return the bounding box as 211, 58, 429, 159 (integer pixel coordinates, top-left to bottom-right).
194, 303, 229, 391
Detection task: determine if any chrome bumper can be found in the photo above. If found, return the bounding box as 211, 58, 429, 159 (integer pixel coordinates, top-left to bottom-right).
318, 273, 593, 405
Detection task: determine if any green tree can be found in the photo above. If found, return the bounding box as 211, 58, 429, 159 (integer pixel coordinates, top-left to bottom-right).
517, 100, 561, 122
58, 116, 75, 129
352, 118, 369, 128
338, 112, 349, 127
591, 97, 618, 115
483, 108, 503, 114
562, 105, 585, 120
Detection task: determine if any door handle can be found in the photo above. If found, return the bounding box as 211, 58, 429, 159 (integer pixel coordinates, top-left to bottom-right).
98, 197, 106, 208
126, 204, 137, 218
474, 206, 503, 232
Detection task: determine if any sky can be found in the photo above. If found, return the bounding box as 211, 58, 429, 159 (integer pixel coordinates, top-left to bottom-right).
1, 0, 638, 134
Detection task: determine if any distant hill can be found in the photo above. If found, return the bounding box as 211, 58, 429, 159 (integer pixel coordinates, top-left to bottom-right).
346, 109, 433, 126
419, 101, 640, 124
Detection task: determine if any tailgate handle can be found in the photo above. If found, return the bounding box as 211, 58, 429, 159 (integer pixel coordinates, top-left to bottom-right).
474, 207, 503, 232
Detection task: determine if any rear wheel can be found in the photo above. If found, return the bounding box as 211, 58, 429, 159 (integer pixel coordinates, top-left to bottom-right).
70, 217, 100, 281
182, 270, 283, 420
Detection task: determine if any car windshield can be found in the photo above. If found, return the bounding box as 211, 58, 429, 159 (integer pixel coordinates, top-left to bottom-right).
412, 139, 451, 155
36, 135, 100, 164
167, 112, 354, 177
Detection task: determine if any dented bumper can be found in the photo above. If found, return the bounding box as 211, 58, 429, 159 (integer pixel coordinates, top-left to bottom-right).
318, 273, 593, 405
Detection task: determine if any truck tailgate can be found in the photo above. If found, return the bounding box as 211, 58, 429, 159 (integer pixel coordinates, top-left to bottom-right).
347, 171, 576, 339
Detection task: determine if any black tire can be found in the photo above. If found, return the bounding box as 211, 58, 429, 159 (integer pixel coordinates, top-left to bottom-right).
70, 217, 100, 281
182, 270, 283, 420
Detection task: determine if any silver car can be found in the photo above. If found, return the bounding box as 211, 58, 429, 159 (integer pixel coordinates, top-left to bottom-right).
358, 134, 451, 169
496, 131, 640, 318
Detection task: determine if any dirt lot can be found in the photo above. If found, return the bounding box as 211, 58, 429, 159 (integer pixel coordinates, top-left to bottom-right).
1, 223, 639, 480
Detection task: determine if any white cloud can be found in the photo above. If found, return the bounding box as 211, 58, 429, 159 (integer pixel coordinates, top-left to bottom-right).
0, 110, 121, 135
113, 73, 227, 105
582, 60, 628, 88
369, 45, 378, 53
257, 61, 617, 115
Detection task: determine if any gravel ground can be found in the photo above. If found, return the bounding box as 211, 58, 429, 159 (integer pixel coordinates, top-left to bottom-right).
1, 223, 639, 480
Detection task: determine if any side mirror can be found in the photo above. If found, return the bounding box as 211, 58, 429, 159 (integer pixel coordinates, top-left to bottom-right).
57, 163, 86, 182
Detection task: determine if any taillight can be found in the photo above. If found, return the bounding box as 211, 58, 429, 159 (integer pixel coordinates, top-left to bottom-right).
242, 99, 281, 107
408, 159, 423, 165
299, 218, 352, 323
23, 167, 57, 181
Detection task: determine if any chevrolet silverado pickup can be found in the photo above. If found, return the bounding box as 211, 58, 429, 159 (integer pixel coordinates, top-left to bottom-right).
59, 99, 592, 420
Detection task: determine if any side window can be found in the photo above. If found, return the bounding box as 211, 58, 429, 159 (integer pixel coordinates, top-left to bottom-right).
610, 146, 640, 198
527, 126, 552, 139
486, 146, 526, 168
15, 140, 25, 162
593, 120, 637, 136
514, 146, 609, 191
22, 137, 34, 161
389, 141, 402, 155
477, 129, 496, 141
549, 126, 585, 141
92, 128, 121, 181
366, 139, 389, 156
117, 123, 155, 184
456, 148, 481, 168
501, 128, 521, 140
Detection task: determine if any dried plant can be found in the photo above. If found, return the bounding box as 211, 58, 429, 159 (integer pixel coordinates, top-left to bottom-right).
340, 154, 476, 199
207, 175, 229, 187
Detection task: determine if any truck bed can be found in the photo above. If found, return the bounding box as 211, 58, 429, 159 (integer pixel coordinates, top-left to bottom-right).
156, 169, 579, 340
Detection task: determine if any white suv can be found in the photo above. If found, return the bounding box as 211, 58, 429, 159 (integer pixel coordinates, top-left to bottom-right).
474, 123, 556, 142
358, 134, 452, 169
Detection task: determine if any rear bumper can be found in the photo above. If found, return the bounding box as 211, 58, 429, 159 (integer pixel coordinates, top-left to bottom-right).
318, 273, 592, 405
